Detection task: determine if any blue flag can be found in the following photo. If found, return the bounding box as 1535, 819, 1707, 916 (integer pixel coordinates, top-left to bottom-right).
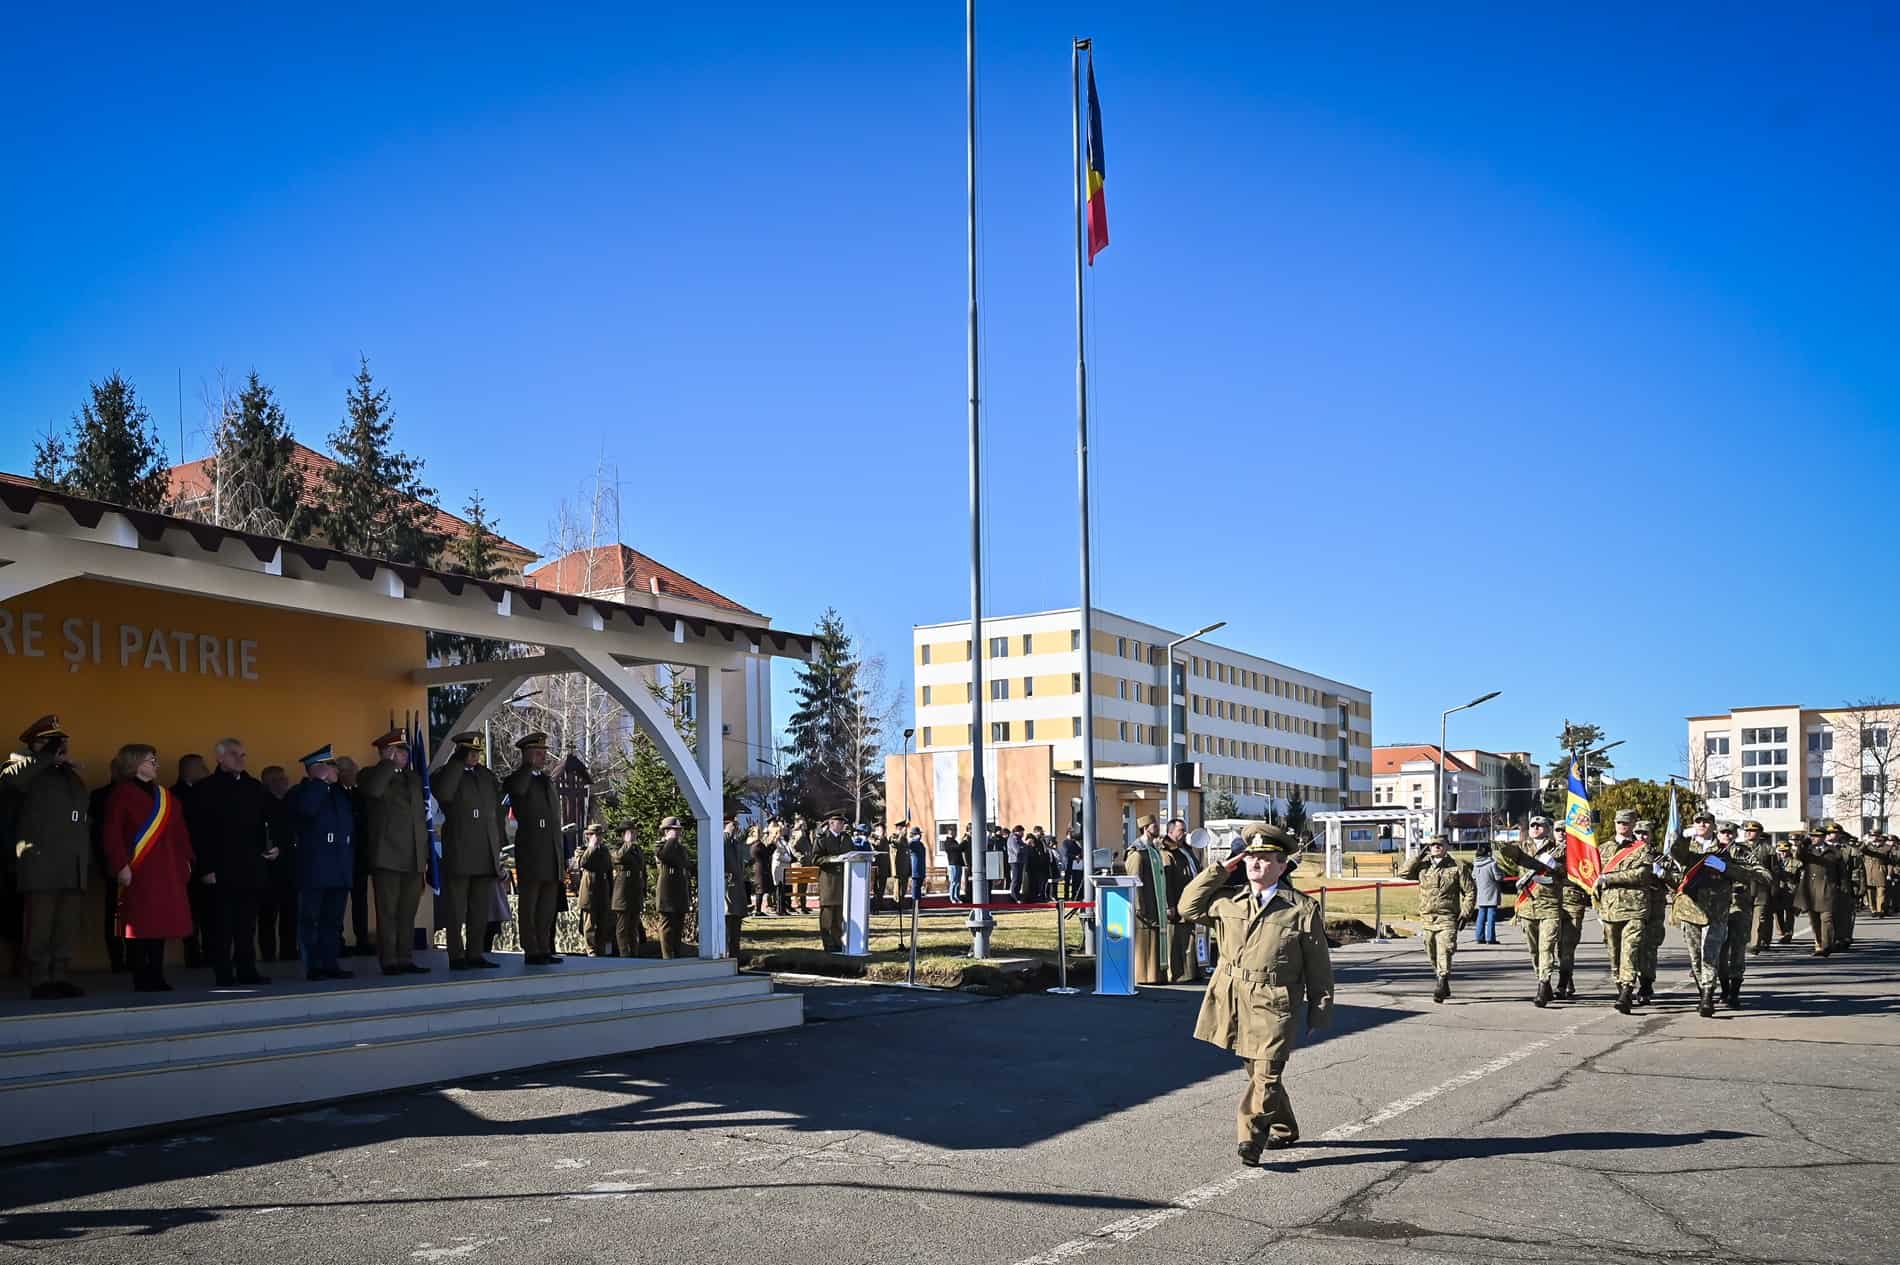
1664, 783, 1679, 852
410, 711, 442, 895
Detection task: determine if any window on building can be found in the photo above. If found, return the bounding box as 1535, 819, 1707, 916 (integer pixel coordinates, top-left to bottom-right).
1864, 773, 1888, 795
1769, 748, 1786, 766
1023, 676, 1034, 697
1071, 672, 1081, 692
1021, 633, 1033, 655
1116, 637, 1127, 658
1808, 776, 1834, 796
1705, 734, 1728, 755
1070, 628, 1080, 652
1774, 726, 1788, 743
1024, 719, 1036, 740
1708, 779, 1730, 799
991, 721, 1010, 742
1772, 793, 1787, 808
1072, 717, 1082, 738
1742, 750, 1758, 767
1117, 679, 1127, 700
1808, 730, 1833, 753
1865, 726, 1891, 749
921, 685, 932, 706
922, 727, 932, 746
990, 679, 1010, 701
921, 644, 932, 665
1118, 720, 1129, 742
988, 636, 1008, 658
1192, 695, 1201, 715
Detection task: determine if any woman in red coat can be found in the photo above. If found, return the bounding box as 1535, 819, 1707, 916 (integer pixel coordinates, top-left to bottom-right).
101, 744, 195, 992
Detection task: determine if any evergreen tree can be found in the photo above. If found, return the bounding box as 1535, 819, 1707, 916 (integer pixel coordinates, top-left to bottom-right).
448, 491, 506, 579
780, 609, 874, 821
197, 371, 303, 534
1284, 789, 1308, 838
32, 373, 171, 510
311, 356, 445, 565
1542, 720, 1616, 816
1204, 789, 1239, 820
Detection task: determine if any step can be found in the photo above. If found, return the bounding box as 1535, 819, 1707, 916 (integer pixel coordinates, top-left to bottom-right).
0, 973, 776, 1082
0, 989, 803, 1150
0, 954, 737, 1050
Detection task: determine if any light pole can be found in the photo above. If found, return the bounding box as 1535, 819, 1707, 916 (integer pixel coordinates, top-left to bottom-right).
1436, 691, 1500, 841
901, 726, 914, 835
1581, 740, 1624, 787
1164, 620, 1227, 827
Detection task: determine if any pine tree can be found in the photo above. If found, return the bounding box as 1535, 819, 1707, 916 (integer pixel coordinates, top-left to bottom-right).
447, 491, 506, 579
32, 373, 172, 510
312, 356, 445, 565
196, 371, 303, 534
1284, 789, 1308, 838
780, 608, 873, 821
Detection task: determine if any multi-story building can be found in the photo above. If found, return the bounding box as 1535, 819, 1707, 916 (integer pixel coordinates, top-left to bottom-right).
909, 607, 1372, 821
1371, 745, 1537, 844
1687, 704, 1900, 836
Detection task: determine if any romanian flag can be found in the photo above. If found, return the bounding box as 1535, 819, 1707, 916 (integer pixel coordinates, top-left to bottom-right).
1563, 757, 1600, 892
1085, 57, 1108, 262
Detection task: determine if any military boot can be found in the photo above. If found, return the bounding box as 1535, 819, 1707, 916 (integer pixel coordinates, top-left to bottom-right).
1557, 969, 1575, 1000
1615, 983, 1634, 1014
1637, 976, 1655, 1005
1535, 979, 1552, 1008
1433, 975, 1449, 1004
1237, 1139, 1263, 1167
1697, 985, 1716, 1018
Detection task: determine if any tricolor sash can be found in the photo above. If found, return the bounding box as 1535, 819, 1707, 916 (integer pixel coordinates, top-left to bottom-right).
1606, 840, 1647, 873
130, 784, 176, 871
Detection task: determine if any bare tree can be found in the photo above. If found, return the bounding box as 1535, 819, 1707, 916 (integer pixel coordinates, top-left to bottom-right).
823, 651, 897, 825
1829, 699, 1900, 835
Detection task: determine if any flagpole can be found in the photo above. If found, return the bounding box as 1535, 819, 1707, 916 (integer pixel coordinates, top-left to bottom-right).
1072, 36, 1100, 956
965, 0, 993, 959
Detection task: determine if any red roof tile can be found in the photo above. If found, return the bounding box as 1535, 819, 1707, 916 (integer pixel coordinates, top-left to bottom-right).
167, 441, 535, 559
524, 544, 757, 616
1373, 745, 1477, 776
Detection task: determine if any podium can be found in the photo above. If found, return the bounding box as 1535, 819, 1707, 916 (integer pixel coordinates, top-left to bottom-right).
836, 850, 877, 957
1093, 874, 1142, 996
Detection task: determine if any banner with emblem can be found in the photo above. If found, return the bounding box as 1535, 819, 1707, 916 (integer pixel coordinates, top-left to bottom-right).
1563, 756, 1600, 892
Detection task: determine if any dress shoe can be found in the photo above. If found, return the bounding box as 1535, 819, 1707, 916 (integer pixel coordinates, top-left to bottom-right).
1534, 980, 1552, 1008
236, 973, 270, 985
1236, 1140, 1263, 1167
1264, 1133, 1299, 1150
543, 954, 562, 964
469, 957, 501, 970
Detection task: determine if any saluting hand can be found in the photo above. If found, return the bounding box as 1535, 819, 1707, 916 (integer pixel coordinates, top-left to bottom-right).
117, 865, 132, 887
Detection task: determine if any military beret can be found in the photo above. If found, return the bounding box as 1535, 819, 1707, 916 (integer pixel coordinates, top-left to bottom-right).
515, 731, 550, 751
659, 815, 685, 830
1614, 809, 1637, 824
1529, 814, 1552, 827
371, 728, 406, 749
18, 714, 66, 745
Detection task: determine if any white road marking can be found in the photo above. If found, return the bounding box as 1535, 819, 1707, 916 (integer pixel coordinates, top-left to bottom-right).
1007, 1016, 1601, 1265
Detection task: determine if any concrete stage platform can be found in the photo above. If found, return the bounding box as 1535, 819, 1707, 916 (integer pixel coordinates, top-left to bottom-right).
0, 951, 800, 1151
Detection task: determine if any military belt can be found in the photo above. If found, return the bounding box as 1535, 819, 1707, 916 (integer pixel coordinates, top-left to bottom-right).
1217, 964, 1282, 985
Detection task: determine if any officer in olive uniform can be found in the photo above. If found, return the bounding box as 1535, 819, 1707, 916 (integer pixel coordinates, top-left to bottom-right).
1596, 814, 1662, 1013
359, 729, 431, 974
4, 716, 92, 999
1401, 833, 1474, 1003
611, 821, 648, 957
812, 809, 854, 952
655, 815, 691, 958
502, 733, 564, 965
1179, 826, 1334, 1167
1669, 815, 1769, 1017
1864, 834, 1895, 917
1794, 822, 1844, 955
1740, 819, 1781, 951
432, 733, 503, 970
1828, 822, 1860, 949
575, 824, 616, 955
1498, 814, 1567, 1007
1636, 818, 1671, 1003
1713, 821, 1770, 1006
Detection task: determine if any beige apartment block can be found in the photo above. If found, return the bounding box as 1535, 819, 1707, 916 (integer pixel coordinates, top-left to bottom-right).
910, 607, 1372, 820
1687, 703, 1900, 836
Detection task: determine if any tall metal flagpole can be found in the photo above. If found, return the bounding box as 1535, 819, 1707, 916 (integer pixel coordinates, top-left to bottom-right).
1072, 37, 1100, 956
965, 0, 993, 959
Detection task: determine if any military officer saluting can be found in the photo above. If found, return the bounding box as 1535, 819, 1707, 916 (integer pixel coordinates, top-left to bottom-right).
1180, 825, 1334, 1167
3, 716, 91, 999
611, 820, 649, 958
1401, 833, 1474, 1003
576, 823, 616, 956
1793, 822, 1843, 956
359, 729, 430, 975
502, 733, 564, 966
433, 732, 503, 970
655, 815, 692, 958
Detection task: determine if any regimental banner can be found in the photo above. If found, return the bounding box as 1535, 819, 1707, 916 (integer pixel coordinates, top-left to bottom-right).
1564, 757, 1600, 892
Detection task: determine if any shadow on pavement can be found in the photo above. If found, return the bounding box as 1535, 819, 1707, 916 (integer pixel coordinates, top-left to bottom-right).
1263, 1127, 1757, 1173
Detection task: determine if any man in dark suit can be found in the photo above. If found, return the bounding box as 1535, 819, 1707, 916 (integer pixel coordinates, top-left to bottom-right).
187, 737, 277, 986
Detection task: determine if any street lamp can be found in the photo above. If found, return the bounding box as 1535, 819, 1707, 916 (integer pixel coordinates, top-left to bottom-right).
1436, 691, 1501, 841
1164, 620, 1227, 827
901, 726, 915, 841
1581, 740, 1624, 786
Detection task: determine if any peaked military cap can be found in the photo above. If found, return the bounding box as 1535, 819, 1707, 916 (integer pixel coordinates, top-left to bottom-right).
450, 731, 484, 750
1715, 820, 1737, 834
371, 727, 406, 749
1428, 832, 1450, 845
1241, 824, 1293, 856
18, 714, 66, 745
823, 809, 848, 823
659, 815, 684, 830
1742, 819, 1765, 832
1137, 813, 1157, 830
300, 744, 337, 767
515, 731, 550, 751
1693, 809, 1715, 823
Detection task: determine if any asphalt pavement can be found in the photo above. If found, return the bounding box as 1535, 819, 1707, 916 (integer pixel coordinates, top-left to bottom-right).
2, 914, 1895, 1265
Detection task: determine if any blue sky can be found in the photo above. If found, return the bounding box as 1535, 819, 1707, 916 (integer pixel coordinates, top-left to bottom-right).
5, 4, 1898, 781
